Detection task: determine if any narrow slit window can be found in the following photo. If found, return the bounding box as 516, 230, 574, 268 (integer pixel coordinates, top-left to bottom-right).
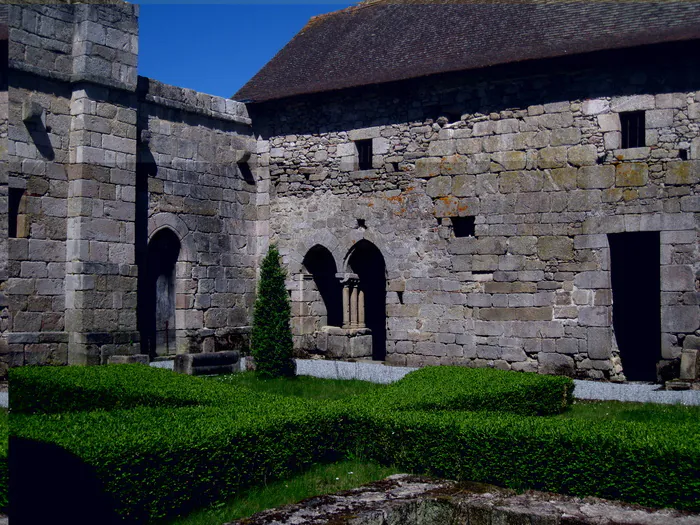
620, 111, 645, 149
8, 188, 25, 238
356, 139, 373, 170
451, 216, 476, 238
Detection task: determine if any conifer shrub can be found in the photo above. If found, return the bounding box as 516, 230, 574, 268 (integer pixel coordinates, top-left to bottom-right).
251, 245, 295, 378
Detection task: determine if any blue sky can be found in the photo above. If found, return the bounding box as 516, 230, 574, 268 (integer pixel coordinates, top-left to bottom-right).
138, 3, 357, 99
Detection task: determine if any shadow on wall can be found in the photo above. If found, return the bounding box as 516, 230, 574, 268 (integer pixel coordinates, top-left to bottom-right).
303, 245, 343, 328
248, 41, 700, 139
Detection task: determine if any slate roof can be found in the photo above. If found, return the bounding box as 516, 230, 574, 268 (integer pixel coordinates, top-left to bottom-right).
235, 0, 700, 103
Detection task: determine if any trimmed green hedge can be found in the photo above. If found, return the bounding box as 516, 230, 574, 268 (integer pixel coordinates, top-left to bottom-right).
8, 364, 243, 414
0, 410, 6, 512
342, 405, 700, 512
9, 365, 699, 522
11, 394, 342, 523
358, 366, 574, 415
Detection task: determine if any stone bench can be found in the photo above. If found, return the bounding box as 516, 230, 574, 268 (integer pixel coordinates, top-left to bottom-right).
174, 351, 241, 376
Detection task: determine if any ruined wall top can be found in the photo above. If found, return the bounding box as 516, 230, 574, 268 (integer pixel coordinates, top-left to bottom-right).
138, 77, 251, 126
8, 2, 138, 90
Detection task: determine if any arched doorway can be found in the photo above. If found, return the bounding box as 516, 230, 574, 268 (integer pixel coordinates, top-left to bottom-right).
142, 228, 181, 359
302, 245, 342, 328
347, 240, 387, 361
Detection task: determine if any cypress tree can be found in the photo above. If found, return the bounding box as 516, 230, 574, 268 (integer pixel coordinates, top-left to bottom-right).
250, 245, 295, 378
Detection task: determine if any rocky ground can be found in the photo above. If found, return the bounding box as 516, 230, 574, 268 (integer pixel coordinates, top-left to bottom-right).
229, 474, 700, 525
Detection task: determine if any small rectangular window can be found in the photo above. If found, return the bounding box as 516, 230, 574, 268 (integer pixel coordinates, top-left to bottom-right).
8, 188, 25, 238
620, 111, 645, 149
451, 216, 476, 238
356, 139, 373, 170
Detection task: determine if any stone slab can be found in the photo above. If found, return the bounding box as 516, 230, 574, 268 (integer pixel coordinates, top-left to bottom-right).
229, 474, 700, 525
573, 379, 700, 405
295, 359, 416, 384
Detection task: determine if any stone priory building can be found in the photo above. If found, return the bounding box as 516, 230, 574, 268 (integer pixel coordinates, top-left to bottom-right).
1, 0, 700, 383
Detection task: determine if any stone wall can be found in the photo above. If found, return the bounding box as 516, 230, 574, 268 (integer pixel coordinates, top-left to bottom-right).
252, 43, 700, 380
3, 3, 261, 372
137, 78, 258, 356
0, 10, 8, 376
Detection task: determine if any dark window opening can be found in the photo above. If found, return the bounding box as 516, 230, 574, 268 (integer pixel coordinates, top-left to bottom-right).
452, 216, 476, 238
391, 162, 400, 172
357, 219, 366, 229
442, 111, 463, 123
679, 149, 688, 161
8, 188, 25, 238
0, 39, 7, 91
436, 218, 443, 226
356, 139, 373, 170
620, 111, 645, 149
609, 232, 661, 382
397, 291, 404, 305
238, 162, 255, 184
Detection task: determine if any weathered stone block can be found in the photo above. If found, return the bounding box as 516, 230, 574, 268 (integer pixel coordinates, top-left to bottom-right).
582, 99, 609, 115
645, 109, 674, 129
108, 354, 149, 365
610, 95, 655, 112
538, 352, 574, 376
452, 174, 476, 197
577, 166, 614, 189
491, 151, 526, 171
537, 147, 568, 169
415, 157, 441, 178
508, 236, 537, 255
537, 236, 573, 261
615, 163, 648, 187
579, 306, 610, 327
567, 145, 598, 167
660, 265, 694, 292
679, 349, 699, 380
574, 271, 610, 289
604, 131, 621, 150
665, 161, 699, 185
456, 138, 482, 155
556, 338, 579, 355
547, 167, 577, 191
587, 327, 612, 359
426, 176, 452, 197
428, 140, 456, 157
662, 306, 700, 333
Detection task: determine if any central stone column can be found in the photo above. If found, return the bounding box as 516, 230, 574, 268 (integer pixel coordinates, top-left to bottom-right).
338, 273, 363, 329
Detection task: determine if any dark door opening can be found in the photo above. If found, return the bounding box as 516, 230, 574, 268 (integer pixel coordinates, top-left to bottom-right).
347, 240, 387, 361
608, 231, 661, 381
303, 245, 342, 327
142, 229, 180, 359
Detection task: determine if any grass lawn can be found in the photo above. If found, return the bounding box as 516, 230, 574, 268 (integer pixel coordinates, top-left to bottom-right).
556, 399, 700, 425
166, 459, 400, 525
154, 373, 391, 524
213, 371, 385, 400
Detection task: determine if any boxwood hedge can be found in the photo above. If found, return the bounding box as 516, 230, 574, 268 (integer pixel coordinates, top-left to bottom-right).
8, 365, 699, 523
0, 410, 6, 512
8, 364, 242, 414
342, 404, 700, 512
11, 393, 343, 523
362, 366, 574, 415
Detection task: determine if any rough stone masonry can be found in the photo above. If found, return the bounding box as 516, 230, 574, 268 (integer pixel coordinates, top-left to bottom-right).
1, 1, 700, 383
